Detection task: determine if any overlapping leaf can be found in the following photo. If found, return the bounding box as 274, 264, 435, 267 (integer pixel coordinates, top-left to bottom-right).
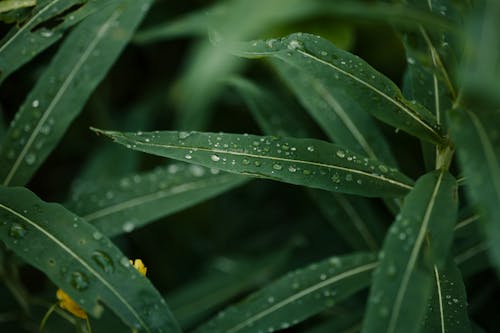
362, 171, 458, 333
0, 0, 153, 186
228, 32, 446, 146
0, 186, 180, 333
67, 163, 248, 237
422, 259, 472, 333
194, 253, 377, 333
449, 108, 500, 273
93, 129, 414, 198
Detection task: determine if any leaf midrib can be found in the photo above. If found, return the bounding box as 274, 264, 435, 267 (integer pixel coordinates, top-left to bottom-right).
0, 203, 150, 332
2, 8, 122, 186
387, 171, 445, 333
82, 174, 240, 222
0, 0, 62, 54
223, 261, 378, 333
295, 49, 439, 138
110, 133, 413, 191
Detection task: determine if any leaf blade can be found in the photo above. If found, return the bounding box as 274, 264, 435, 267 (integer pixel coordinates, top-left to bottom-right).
93, 129, 414, 198
229, 33, 446, 146
0, 186, 181, 333
0, 0, 153, 186
194, 253, 377, 333
362, 171, 458, 333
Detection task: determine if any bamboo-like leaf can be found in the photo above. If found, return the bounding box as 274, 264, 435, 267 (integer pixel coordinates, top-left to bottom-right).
449, 108, 500, 273
0, 0, 36, 14
229, 32, 446, 146
272, 59, 398, 167
362, 171, 458, 333
92, 129, 414, 198
0, 0, 93, 83
67, 163, 248, 237
0, 0, 153, 186
422, 259, 472, 333
194, 253, 377, 333
0, 186, 180, 333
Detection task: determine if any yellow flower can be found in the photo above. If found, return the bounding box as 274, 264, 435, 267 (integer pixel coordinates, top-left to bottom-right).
56, 289, 88, 319
56, 259, 147, 319
130, 259, 147, 276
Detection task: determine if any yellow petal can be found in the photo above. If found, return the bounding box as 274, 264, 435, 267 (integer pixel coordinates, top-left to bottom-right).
129, 259, 147, 276
56, 289, 88, 319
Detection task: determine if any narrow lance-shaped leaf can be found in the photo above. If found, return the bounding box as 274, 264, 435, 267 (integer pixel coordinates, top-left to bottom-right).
449, 108, 500, 273
0, 0, 153, 186
0, 186, 181, 333
228, 77, 386, 250
92, 129, 414, 198
272, 58, 398, 167
422, 259, 472, 333
0, 0, 96, 83
194, 253, 377, 333
229, 32, 446, 146
67, 163, 248, 237
362, 170, 458, 333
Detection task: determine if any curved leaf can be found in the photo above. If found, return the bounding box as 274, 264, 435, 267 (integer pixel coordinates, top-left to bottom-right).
449, 108, 500, 273
229, 32, 446, 146
0, 0, 35, 14
0, 186, 180, 333
0, 0, 90, 83
67, 163, 248, 237
194, 252, 377, 333
362, 171, 458, 333
92, 129, 414, 198
0, 0, 153, 186
272, 58, 398, 167
422, 259, 472, 333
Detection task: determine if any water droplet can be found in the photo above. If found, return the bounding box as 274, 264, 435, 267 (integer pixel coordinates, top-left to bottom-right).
242, 158, 250, 165
331, 174, 340, 183
302, 169, 311, 175
307, 146, 315, 152
9, 223, 27, 239
25, 153, 36, 165
267, 296, 275, 303
70, 271, 89, 291
92, 231, 103, 240
288, 39, 303, 50
178, 131, 190, 139
378, 165, 389, 173
120, 257, 130, 267
92, 251, 114, 273
254, 161, 261, 167
345, 174, 353, 182
272, 163, 282, 171
211, 154, 220, 162
32, 100, 40, 108
122, 222, 135, 233
336, 150, 345, 158
320, 273, 327, 280
288, 166, 296, 172
387, 264, 397, 277
184, 154, 192, 160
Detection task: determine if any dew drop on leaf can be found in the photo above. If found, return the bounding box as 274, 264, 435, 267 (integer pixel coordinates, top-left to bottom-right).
9, 223, 27, 239
92, 251, 115, 273
70, 271, 89, 291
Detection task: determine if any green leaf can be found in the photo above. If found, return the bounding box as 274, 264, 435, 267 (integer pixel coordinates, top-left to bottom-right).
0, 0, 90, 83
449, 108, 500, 273
271, 59, 398, 167
0, 0, 153, 186
229, 32, 446, 146
362, 170, 458, 333
92, 129, 414, 198
0, 0, 35, 14
67, 163, 248, 237
194, 252, 377, 333
0, 186, 180, 333
422, 259, 472, 333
